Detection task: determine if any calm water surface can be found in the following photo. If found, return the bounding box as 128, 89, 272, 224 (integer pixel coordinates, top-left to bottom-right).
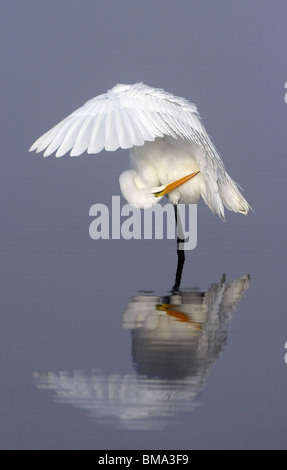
1, 189, 286, 449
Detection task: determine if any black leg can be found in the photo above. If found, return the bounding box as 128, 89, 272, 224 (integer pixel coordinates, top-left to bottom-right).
171, 205, 185, 294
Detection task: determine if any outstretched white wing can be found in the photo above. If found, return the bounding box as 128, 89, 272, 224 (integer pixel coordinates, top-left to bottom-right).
29, 82, 216, 158
30, 82, 250, 217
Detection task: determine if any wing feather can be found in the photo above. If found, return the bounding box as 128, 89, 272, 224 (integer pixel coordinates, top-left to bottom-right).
104, 112, 120, 151
115, 108, 135, 149
125, 108, 146, 147
30, 117, 71, 155
128, 109, 155, 142
87, 114, 106, 154
137, 110, 164, 139
70, 115, 95, 156
43, 116, 79, 157
30, 83, 203, 157
54, 115, 87, 157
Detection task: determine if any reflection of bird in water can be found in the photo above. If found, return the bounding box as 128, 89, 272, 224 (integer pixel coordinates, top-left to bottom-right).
30, 83, 250, 219
34, 274, 250, 430
123, 274, 250, 380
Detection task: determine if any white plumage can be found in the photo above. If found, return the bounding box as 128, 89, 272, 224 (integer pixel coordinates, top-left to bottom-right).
30, 82, 250, 219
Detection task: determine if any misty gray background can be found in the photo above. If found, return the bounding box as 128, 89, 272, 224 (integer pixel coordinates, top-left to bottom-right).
1, 0, 287, 450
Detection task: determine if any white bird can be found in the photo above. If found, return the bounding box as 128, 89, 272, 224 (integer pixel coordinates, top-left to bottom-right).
29, 82, 250, 220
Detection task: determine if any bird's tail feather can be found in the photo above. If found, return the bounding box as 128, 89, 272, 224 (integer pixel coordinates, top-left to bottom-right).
219, 174, 250, 216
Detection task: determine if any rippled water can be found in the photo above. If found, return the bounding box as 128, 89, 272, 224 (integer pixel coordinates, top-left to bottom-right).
34, 274, 250, 431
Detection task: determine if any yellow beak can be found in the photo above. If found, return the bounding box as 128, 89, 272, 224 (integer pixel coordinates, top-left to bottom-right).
156, 303, 202, 329
153, 170, 200, 198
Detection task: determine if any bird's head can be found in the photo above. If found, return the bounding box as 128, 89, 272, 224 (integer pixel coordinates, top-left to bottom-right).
119, 169, 200, 209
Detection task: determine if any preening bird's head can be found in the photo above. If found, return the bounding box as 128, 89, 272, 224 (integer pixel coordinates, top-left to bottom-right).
119, 170, 163, 209
119, 169, 200, 209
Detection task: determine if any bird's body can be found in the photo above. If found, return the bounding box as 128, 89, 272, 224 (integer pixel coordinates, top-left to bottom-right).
120, 137, 204, 209
30, 82, 250, 220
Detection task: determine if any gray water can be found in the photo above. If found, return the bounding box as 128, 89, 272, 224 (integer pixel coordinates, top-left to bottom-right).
1, 1, 287, 450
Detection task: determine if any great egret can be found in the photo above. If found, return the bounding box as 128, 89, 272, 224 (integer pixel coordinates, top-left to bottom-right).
29, 83, 250, 220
